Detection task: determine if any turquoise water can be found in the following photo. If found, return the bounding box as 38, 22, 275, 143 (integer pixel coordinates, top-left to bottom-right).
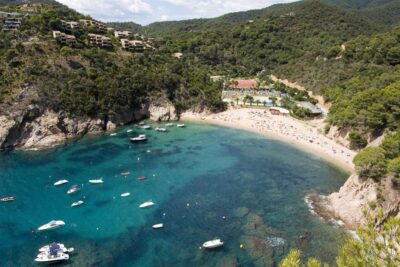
0, 122, 349, 266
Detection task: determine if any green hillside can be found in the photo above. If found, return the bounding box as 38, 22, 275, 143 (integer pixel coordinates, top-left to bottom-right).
161, 0, 379, 76
0, 3, 225, 118
323, 0, 400, 25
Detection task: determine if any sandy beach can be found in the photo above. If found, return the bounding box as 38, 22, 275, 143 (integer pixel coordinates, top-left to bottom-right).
182, 108, 355, 172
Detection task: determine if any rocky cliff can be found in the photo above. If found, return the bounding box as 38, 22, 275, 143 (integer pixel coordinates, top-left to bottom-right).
327, 174, 400, 228
0, 97, 178, 150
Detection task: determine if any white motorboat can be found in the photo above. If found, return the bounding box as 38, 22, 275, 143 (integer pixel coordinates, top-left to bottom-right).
121, 192, 131, 197
35, 251, 69, 263
1, 196, 15, 202
67, 185, 81, 195
202, 238, 224, 249
110, 133, 117, 136
37, 220, 65, 232
127, 129, 133, 133
71, 200, 84, 207
140, 125, 151, 129
165, 123, 174, 127
39, 243, 74, 254
54, 180, 69, 186
152, 223, 164, 229
89, 178, 104, 184
130, 134, 147, 142
139, 201, 154, 208
155, 127, 167, 132
177, 124, 186, 128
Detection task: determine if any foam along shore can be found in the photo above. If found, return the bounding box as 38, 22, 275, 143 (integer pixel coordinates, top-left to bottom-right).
182, 108, 355, 173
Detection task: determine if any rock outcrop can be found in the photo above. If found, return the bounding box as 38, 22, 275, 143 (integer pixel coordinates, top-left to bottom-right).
149, 101, 177, 121
0, 104, 152, 150
327, 174, 377, 228
327, 174, 400, 228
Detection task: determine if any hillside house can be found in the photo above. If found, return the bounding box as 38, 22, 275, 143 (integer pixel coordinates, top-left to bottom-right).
88, 34, 112, 47
121, 39, 144, 51
61, 20, 80, 30
115, 30, 131, 38
52, 31, 76, 45
270, 107, 290, 116
20, 3, 42, 12
3, 17, 23, 31
79, 19, 107, 32
0, 11, 9, 20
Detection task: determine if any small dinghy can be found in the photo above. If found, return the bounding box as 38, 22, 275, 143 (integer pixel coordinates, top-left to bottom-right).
130, 134, 147, 142
165, 123, 174, 127
89, 178, 104, 184
1, 196, 15, 202
71, 200, 84, 207
202, 238, 224, 249
121, 192, 131, 197
139, 201, 154, 208
121, 172, 130, 176
152, 223, 164, 229
177, 124, 186, 128
138, 176, 146, 181
67, 185, 81, 195
37, 220, 65, 232
140, 125, 151, 129
155, 127, 167, 132
110, 133, 117, 136
54, 180, 69, 186
127, 129, 133, 133
39, 243, 74, 254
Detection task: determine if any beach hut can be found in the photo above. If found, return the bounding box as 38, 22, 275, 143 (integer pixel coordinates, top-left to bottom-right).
270, 107, 290, 116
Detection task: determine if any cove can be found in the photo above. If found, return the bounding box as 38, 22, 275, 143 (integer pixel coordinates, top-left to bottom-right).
0, 122, 349, 266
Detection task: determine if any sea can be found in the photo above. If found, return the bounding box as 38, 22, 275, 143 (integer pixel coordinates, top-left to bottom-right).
0, 122, 350, 266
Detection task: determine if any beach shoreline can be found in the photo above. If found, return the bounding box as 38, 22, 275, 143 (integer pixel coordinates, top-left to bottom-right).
182, 108, 355, 173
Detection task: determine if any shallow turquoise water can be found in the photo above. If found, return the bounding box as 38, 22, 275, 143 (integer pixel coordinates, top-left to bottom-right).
0, 122, 349, 266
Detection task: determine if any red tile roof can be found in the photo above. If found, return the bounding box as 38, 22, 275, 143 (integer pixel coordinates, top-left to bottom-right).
230, 80, 257, 89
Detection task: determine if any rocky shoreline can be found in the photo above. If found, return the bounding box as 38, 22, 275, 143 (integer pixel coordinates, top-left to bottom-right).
0, 101, 177, 151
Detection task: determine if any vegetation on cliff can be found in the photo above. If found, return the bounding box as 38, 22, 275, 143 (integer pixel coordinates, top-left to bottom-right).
280, 211, 400, 266
354, 132, 400, 184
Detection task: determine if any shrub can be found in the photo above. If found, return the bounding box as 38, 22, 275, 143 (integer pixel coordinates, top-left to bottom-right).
353, 147, 387, 181
348, 131, 368, 150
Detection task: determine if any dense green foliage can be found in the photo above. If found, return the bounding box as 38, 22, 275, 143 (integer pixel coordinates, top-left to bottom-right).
280, 211, 400, 266
323, 0, 400, 26
348, 131, 368, 150
158, 0, 378, 77
354, 132, 400, 182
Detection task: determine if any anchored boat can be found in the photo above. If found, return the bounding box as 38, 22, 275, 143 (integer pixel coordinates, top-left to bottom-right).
152, 223, 164, 229
1, 196, 15, 202
130, 134, 147, 142
71, 200, 84, 207
202, 239, 224, 249
39, 243, 74, 254
54, 180, 68, 186
67, 185, 81, 195
37, 220, 65, 232
139, 201, 154, 208
89, 178, 104, 184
